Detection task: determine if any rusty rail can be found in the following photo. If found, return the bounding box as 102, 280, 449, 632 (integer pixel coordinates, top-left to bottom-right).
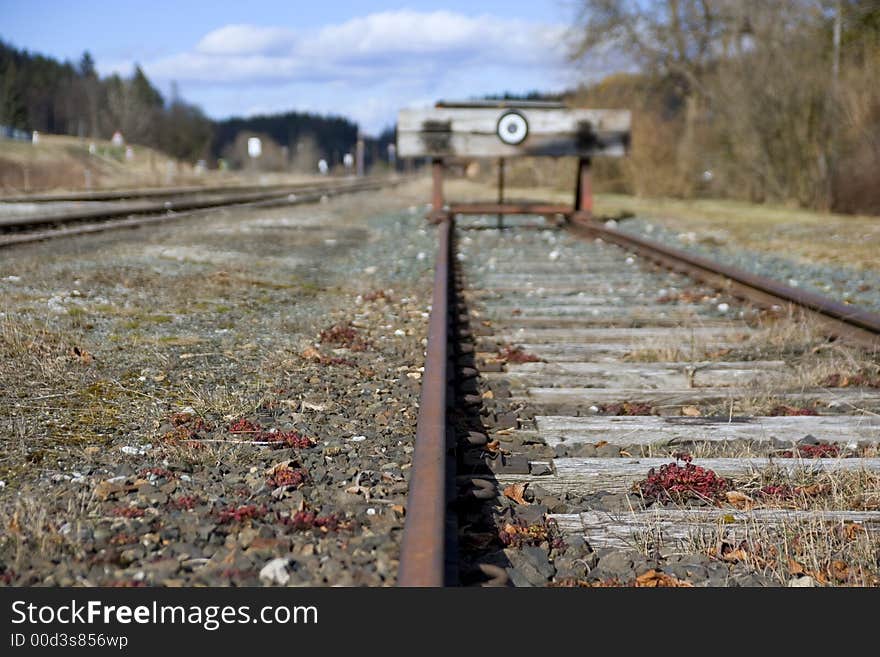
398, 217, 452, 586
0, 178, 404, 249
570, 219, 880, 348
0, 179, 385, 231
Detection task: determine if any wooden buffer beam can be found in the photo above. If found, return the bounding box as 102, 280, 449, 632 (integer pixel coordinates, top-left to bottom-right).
397, 100, 631, 225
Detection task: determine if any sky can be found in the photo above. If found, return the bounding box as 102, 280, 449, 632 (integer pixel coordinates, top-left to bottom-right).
0, 1, 626, 134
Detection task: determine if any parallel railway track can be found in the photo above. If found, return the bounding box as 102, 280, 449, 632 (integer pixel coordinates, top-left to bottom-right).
0, 177, 400, 248
400, 213, 880, 587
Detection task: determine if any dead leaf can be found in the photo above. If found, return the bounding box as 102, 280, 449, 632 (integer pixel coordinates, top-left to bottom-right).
725, 491, 753, 509
485, 440, 501, 453
682, 405, 701, 417
595, 440, 608, 448
502, 483, 529, 505
93, 480, 126, 501
841, 522, 864, 541
71, 346, 93, 364
300, 346, 321, 360
798, 483, 831, 497
634, 569, 693, 588
711, 542, 750, 563
788, 558, 805, 576
482, 390, 494, 399
829, 560, 849, 581
264, 460, 294, 476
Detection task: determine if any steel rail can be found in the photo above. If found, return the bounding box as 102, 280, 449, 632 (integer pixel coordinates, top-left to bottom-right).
0, 179, 382, 232
398, 217, 452, 587
0, 182, 312, 204
570, 218, 880, 348
0, 178, 397, 248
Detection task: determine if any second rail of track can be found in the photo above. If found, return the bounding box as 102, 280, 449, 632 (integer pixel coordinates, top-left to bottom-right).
399, 212, 880, 587
0, 177, 403, 248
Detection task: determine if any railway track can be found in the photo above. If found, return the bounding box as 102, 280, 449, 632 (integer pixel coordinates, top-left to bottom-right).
0, 177, 399, 248
0, 182, 306, 204
400, 213, 880, 587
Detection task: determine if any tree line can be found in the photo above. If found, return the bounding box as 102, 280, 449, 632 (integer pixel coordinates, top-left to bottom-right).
569, 0, 880, 214
0, 40, 378, 172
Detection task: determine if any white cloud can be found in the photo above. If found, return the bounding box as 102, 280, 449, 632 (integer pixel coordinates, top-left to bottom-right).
148, 11, 568, 84
196, 24, 296, 56
118, 10, 622, 132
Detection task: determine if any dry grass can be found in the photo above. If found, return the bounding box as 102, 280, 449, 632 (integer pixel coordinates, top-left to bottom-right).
595, 193, 880, 272
620, 466, 880, 586
679, 516, 880, 586
0, 490, 98, 569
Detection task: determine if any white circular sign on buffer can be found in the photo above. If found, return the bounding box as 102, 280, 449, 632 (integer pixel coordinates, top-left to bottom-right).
496, 111, 528, 145
247, 137, 262, 158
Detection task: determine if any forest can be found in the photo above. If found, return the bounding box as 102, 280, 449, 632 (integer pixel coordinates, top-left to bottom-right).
568, 0, 880, 214
0, 40, 373, 171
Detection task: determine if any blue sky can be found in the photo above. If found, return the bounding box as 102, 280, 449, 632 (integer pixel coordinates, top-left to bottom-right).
1, 1, 624, 134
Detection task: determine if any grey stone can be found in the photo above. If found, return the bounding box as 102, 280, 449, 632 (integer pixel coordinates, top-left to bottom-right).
573, 444, 597, 458
514, 504, 548, 526
506, 567, 535, 587
504, 546, 554, 586
529, 462, 552, 476
596, 444, 622, 458
597, 492, 636, 511
486, 453, 530, 474
669, 563, 707, 581
594, 550, 636, 579
495, 411, 519, 430
731, 573, 769, 587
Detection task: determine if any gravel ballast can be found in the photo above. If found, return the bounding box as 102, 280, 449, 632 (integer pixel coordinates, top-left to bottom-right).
0, 181, 438, 586
615, 218, 880, 314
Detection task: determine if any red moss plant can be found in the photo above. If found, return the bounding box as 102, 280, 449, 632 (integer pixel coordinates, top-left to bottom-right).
161, 414, 212, 443
635, 454, 730, 503
822, 372, 880, 388
228, 419, 317, 449
599, 401, 654, 416
217, 505, 267, 524
266, 430, 316, 449
228, 418, 260, 434
319, 323, 370, 351
139, 467, 176, 479
266, 465, 309, 489
312, 353, 357, 367
170, 495, 200, 510
497, 345, 542, 364
759, 484, 794, 499
110, 507, 146, 518
780, 443, 841, 459
770, 405, 819, 416
362, 289, 393, 302
284, 510, 343, 533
